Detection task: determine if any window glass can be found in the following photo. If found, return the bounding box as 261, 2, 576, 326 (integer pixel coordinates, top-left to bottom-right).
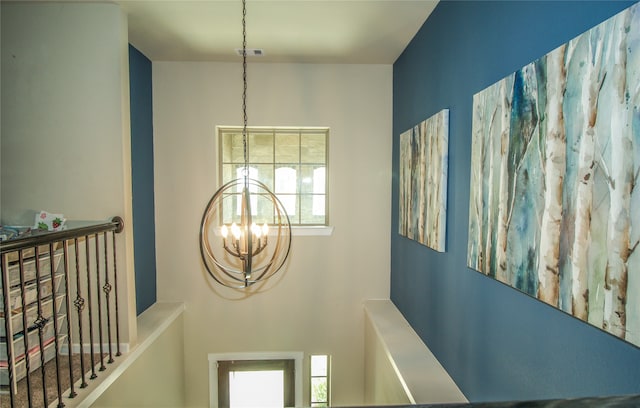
249, 132, 274, 163
253, 164, 274, 190
310, 355, 329, 407
310, 378, 327, 407
275, 132, 299, 163
275, 166, 298, 194
300, 165, 325, 194
301, 133, 326, 163
222, 132, 245, 163
275, 166, 298, 217
219, 127, 329, 226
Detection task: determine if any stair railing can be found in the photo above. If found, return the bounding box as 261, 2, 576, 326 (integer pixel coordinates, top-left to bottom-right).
1, 217, 124, 408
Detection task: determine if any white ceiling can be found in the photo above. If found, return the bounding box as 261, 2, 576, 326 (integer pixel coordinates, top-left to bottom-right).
117, 0, 438, 63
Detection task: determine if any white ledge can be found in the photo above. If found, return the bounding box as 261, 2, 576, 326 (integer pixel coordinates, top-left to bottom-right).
364, 299, 467, 405
212, 226, 334, 237
291, 226, 334, 236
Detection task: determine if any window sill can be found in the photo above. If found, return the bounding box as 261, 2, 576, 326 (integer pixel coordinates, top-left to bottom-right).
211, 226, 333, 237
291, 226, 334, 236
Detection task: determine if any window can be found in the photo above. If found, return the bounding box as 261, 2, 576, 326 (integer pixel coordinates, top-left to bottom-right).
219, 127, 329, 226
310, 355, 330, 407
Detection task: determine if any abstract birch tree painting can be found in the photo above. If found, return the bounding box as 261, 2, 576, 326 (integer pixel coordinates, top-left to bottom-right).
399, 109, 449, 252
467, 3, 640, 347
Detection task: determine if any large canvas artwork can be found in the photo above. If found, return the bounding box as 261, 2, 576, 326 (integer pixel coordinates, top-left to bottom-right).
467, 3, 640, 347
399, 109, 449, 252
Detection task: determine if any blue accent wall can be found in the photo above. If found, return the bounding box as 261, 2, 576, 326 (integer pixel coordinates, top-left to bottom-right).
129, 45, 157, 315
392, 1, 640, 402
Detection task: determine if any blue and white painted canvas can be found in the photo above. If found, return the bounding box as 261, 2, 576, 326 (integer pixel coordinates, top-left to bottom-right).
467, 3, 640, 347
399, 109, 449, 252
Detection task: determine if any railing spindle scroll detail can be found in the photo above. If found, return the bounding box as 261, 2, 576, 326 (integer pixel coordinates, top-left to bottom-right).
49, 242, 65, 408
62, 240, 77, 398
73, 237, 88, 390
33, 246, 49, 408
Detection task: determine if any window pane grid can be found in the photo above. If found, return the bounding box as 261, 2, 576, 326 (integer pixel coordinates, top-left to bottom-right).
310, 355, 329, 406
219, 127, 328, 226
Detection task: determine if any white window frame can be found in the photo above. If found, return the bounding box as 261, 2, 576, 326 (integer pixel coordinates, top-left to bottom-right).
217, 126, 333, 236
208, 351, 304, 408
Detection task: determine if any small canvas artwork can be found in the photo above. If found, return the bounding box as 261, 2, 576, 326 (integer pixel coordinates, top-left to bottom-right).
467, 3, 640, 347
399, 109, 449, 252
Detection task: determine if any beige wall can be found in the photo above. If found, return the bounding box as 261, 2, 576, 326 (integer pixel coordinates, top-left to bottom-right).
0, 1, 137, 344
153, 62, 392, 406
92, 312, 185, 408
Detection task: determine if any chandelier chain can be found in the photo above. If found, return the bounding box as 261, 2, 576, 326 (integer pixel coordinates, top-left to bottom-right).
199, 0, 292, 289
242, 0, 248, 169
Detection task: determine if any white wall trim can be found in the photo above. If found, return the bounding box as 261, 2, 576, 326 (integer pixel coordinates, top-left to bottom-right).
61, 343, 131, 355
208, 351, 304, 408
291, 226, 334, 236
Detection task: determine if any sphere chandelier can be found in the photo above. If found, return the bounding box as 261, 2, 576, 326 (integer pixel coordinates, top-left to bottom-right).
200, 0, 292, 289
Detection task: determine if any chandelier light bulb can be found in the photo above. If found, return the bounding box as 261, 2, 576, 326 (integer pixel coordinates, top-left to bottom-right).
251, 222, 261, 238
231, 222, 241, 240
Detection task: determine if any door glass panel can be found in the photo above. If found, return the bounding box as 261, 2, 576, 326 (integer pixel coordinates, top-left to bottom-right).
217, 358, 295, 408
229, 370, 284, 408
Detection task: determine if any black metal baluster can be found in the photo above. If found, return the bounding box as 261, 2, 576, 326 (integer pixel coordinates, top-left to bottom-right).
102, 231, 114, 364
16, 250, 33, 407
62, 240, 77, 398
84, 236, 97, 380
73, 238, 88, 389
111, 227, 122, 357
1, 253, 16, 408
34, 246, 49, 408
0, 217, 125, 405
94, 234, 105, 372
48, 242, 65, 407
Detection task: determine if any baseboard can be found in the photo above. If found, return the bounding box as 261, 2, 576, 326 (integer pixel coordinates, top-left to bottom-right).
60, 343, 131, 355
